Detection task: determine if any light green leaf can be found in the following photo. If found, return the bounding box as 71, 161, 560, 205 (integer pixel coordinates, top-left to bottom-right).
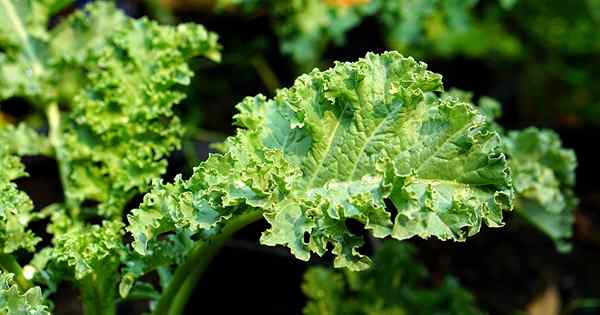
0, 123, 52, 156
50, 219, 125, 280
504, 128, 577, 252
49, 2, 221, 216
0, 146, 40, 253
128, 52, 512, 271
0, 0, 52, 101
445, 89, 578, 251
499, 0, 518, 9
0, 271, 50, 315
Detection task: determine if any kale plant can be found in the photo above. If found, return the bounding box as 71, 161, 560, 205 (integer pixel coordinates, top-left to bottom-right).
0, 1, 578, 314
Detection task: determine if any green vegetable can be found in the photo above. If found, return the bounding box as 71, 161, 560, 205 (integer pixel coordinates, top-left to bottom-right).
442, 90, 578, 251
216, 0, 521, 69
0, 271, 50, 315
504, 128, 577, 252
0, 1, 579, 313
302, 241, 485, 315
128, 51, 513, 271
0, 142, 40, 255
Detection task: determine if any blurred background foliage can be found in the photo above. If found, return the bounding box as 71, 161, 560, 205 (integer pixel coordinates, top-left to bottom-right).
1, 0, 599, 314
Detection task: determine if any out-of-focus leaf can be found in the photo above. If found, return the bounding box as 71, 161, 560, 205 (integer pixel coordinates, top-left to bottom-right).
504, 128, 577, 252
302, 241, 485, 315
216, 0, 522, 68
0, 0, 53, 101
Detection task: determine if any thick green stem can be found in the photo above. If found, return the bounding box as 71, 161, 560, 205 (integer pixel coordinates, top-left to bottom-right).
80, 274, 117, 315
0, 254, 31, 290
152, 210, 263, 315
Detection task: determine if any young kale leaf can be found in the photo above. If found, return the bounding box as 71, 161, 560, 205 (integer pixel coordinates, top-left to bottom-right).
0, 143, 40, 254
504, 128, 577, 252
0, 271, 50, 315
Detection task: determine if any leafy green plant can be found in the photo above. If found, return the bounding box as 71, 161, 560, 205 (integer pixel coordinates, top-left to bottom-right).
302, 241, 484, 315
215, 0, 521, 69
0, 1, 578, 314
441, 89, 577, 251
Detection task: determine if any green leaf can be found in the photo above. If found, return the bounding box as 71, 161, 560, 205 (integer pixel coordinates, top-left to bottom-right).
445, 89, 578, 252
0, 146, 40, 253
128, 52, 512, 271
378, 0, 521, 59
50, 219, 125, 280
0, 271, 50, 315
0, 0, 52, 101
220, 0, 522, 68
504, 128, 577, 252
217, 0, 377, 68
302, 241, 485, 315
302, 267, 350, 315
119, 232, 194, 298
499, 0, 518, 9
0, 122, 52, 156
48, 2, 221, 216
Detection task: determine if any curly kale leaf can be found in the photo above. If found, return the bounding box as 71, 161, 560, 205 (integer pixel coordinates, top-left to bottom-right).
119, 232, 194, 299
302, 241, 485, 315
50, 218, 125, 280
48, 2, 221, 216
128, 52, 513, 271
0, 123, 52, 156
442, 90, 578, 251
504, 128, 577, 252
0, 271, 50, 315
0, 145, 40, 253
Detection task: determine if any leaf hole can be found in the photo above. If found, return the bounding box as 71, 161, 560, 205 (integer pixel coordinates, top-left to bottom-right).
384, 198, 398, 221
303, 231, 310, 244
344, 218, 364, 236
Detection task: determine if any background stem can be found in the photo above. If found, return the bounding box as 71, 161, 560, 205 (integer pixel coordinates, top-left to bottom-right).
152, 210, 263, 315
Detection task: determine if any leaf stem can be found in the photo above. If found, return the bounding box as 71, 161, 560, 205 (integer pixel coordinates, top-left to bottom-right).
250, 55, 280, 94
0, 253, 32, 291
46, 103, 76, 211
80, 274, 117, 315
152, 210, 263, 315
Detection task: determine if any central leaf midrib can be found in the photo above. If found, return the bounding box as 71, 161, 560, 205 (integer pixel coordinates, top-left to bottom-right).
348, 102, 413, 181
304, 103, 351, 191
413, 113, 478, 177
